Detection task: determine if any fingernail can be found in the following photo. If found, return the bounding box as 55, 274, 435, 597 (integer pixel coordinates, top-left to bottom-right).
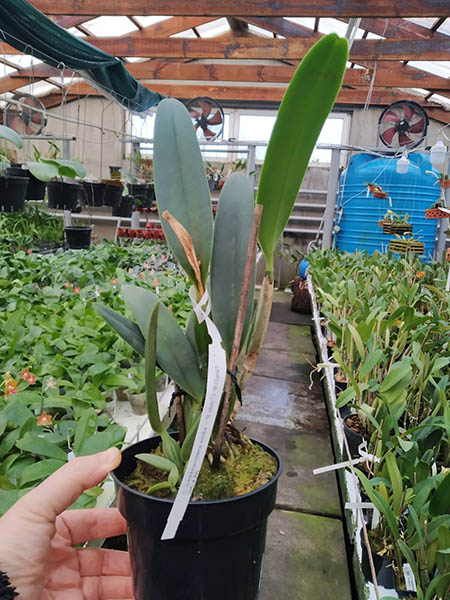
100, 447, 122, 470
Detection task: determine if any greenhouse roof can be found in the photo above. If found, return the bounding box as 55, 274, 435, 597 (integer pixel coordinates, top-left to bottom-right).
0, 2, 449, 123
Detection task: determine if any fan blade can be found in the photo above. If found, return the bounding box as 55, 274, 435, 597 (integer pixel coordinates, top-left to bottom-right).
402, 102, 415, 121
207, 110, 223, 126
25, 124, 35, 135
399, 132, 414, 146
8, 115, 22, 130
199, 99, 212, 117
202, 127, 216, 140
189, 109, 201, 120
380, 126, 397, 146
31, 112, 42, 124
195, 122, 201, 129
409, 117, 425, 134
382, 110, 401, 124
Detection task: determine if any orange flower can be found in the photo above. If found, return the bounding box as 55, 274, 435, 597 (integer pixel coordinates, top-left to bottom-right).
20, 368, 36, 385
26, 249, 33, 255
5, 376, 18, 398
152, 278, 159, 287
138, 273, 143, 280
416, 271, 426, 279
111, 278, 118, 285
36, 411, 52, 427
73, 286, 81, 294
64, 281, 70, 288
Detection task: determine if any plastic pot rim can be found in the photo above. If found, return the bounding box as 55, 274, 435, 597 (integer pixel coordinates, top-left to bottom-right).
112, 435, 282, 507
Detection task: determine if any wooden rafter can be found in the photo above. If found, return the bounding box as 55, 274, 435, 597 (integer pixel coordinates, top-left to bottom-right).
1, 60, 449, 96
28, 0, 450, 18
44, 79, 449, 108
234, 16, 320, 39
338, 17, 450, 40
5, 36, 441, 61
130, 17, 219, 38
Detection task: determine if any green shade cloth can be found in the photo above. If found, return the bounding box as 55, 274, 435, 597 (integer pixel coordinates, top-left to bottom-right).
0, 0, 163, 113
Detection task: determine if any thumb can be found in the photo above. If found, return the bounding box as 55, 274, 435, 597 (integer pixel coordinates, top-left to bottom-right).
15, 447, 121, 521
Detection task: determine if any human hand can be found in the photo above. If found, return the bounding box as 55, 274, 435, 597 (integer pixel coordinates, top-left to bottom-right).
0, 448, 132, 599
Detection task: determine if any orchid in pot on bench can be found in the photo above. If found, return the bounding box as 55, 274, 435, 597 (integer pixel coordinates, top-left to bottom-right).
97, 34, 348, 600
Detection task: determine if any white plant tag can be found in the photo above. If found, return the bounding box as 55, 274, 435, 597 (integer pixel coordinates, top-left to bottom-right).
403, 563, 417, 592
63, 210, 72, 227
161, 287, 227, 540
131, 210, 140, 229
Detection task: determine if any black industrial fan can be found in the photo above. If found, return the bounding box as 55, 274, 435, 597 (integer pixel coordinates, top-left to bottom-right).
186, 96, 224, 142
3, 92, 47, 136
378, 100, 428, 149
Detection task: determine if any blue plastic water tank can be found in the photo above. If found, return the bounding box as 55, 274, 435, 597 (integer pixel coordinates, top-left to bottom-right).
335, 153, 440, 260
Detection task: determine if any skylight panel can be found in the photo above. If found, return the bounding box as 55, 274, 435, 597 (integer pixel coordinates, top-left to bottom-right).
124, 57, 149, 63
405, 17, 437, 28
196, 18, 230, 38
82, 16, 138, 37
408, 61, 450, 79
171, 29, 198, 38
284, 17, 315, 30
365, 31, 384, 40
318, 18, 349, 37
1, 55, 43, 68
0, 63, 17, 76
248, 24, 273, 38
68, 27, 86, 37
133, 16, 171, 28
437, 19, 450, 36
429, 93, 450, 108
15, 81, 59, 97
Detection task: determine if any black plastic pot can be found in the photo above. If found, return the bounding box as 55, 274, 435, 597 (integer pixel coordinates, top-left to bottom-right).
6, 167, 47, 200
113, 195, 134, 217
47, 181, 80, 210
65, 226, 92, 249
103, 183, 123, 208
128, 183, 150, 208
343, 416, 366, 458
146, 182, 155, 204
0, 176, 29, 212
113, 436, 282, 600
361, 544, 395, 589
82, 181, 105, 207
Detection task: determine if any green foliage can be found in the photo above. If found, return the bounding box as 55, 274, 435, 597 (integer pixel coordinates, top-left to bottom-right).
257, 34, 348, 277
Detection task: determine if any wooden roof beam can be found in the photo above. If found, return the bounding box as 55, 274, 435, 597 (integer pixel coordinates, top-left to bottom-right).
234, 16, 320, 38
28, 0, 450, 18
65, 36, 450, 61
338, 17, 450, 40
131, 17, 219, 38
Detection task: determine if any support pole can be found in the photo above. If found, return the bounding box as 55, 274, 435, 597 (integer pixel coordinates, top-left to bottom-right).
322, 147, 341, 249
62, 139, 71, 160
247, 144, 257, 191
435, 160, 450, 262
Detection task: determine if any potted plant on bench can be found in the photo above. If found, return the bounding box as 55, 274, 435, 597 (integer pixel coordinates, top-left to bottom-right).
27, 142, 85, 211
97, 33, 348, 600
0, 124, 28, 213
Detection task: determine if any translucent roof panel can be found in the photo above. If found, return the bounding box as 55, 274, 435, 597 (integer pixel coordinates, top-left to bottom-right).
124, 57, 150, 63
248, 24, 274, 38
1, 55, 43, 68
82, 16, 139, 37
0, 63, 18, 76
171, 29, 198, 39
408, 61, 450, 79
15, 81, 59, 97
133, 16, 171, 28
437, 19, 450, 36
429, 94, 450, 109
318, 18, 350, 37
196, 19, 230, 38
68, 27, 86, 37
284, 17, 315, 30
405, 17, 439, 28
365, 31, 384, 39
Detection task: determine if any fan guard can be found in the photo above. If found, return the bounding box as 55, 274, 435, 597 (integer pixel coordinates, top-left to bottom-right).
4, 93, 47, 136
186, 96, 224, 142
378, 100, 428, 149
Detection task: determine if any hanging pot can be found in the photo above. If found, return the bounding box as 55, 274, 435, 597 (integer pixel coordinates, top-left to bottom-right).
64, 226, 92, 249
109, 166, 122, 180
112, 436, 282, 600
0, 176, 29, 212
103, 181, 123, 208
47, 181, 81, 210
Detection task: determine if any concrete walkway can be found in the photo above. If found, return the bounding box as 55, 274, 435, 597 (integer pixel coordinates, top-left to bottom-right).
237, 291, 353, 599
